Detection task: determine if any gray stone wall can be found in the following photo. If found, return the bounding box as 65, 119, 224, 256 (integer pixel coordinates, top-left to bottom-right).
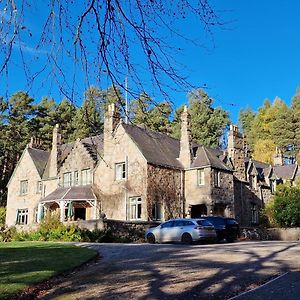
147, 164, 182, 220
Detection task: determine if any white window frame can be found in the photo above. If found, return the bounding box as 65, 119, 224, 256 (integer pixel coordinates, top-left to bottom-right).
63, 172, 72, 187
127, 197, 142, 220
197, 169, 205, 186
16, 208, 28, 225
214, 170, 221, 187
36, 181, 43, 194
115, 162, 126, 181
74, 170, 79, 186
81, 168, 91, 185
20, 180, 28, 195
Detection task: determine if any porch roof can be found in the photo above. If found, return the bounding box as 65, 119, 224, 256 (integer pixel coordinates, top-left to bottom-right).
41, 185, 96, 202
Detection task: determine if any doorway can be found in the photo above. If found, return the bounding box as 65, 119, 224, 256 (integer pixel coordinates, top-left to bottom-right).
190, 204, 207, 218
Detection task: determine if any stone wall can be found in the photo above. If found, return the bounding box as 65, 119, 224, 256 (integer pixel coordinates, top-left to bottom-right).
147, 164, 182, 220
94, 124, 148, 220
234, 179, 265, 227
6, 149, 43, 226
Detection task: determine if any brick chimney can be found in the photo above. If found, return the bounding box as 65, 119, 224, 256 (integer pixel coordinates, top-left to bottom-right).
228, 125, 245, 181
49, 124, 61, 177
273, 147, 284, 166
104, 103, 120, 157
178, 105, 192, 168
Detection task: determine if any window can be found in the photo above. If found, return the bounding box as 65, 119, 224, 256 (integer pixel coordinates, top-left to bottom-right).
74, 171, 79, 186
81, 169, 91, 185
270, 179, 276, 194
20, 180, 28, 195
36, 181, 42, 193
127, 197, 142, 220
16, 209, 28, 225
151, 203, 163, 220
249, 174, 256, 190
251, 204, 259, 224
115, 162, 126, 180
197, 169, 205, 186
160, 221, 174, 228
63, 172, 72, 187
214, 170, 221, 187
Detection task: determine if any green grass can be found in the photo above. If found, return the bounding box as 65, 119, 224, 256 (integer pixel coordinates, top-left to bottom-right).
0, 241, 97, 300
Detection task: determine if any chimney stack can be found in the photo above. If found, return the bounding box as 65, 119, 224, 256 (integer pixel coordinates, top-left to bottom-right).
49, 124, 61, 177
178, 105, 193, 168
273, 147, 284, 166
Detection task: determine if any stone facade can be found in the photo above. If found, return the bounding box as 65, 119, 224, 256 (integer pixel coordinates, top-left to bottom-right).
6, 104, 296, 228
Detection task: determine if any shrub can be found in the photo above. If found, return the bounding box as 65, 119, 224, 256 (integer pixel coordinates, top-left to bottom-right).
0, 226, 17, 242
273, 184, 300, 227
260, 201, 277, 228
0, 207, 6, 227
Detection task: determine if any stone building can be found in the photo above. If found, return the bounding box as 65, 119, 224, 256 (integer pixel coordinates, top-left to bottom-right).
5, 104, 297, 228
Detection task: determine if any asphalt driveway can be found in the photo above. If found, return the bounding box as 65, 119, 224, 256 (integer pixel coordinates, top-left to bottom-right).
38, 241, 300, 300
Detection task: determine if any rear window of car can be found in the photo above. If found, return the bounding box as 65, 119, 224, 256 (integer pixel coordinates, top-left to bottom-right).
197, 220, 213, 226
226, 219, 238, 225
205, 217, 225, 226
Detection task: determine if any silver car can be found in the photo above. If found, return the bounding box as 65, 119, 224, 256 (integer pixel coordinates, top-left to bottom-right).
145, 218, 217, 244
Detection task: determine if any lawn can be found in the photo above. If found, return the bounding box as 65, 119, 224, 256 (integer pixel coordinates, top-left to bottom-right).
0, 241, 97, 300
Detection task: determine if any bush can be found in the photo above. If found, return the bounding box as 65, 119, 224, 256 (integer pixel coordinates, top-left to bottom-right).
0, 207, 6, 227
6, 213, 133, 243
260, 201, 277, 228
0, 226, 17, 242
272, 184, 300, 227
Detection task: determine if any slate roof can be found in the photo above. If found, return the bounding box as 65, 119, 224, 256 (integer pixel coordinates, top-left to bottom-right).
192, 146, 232, 171
41, 185, 96, 202
273, 164, 297, 179
27, 148, 50, 177
123, 123, 183, 169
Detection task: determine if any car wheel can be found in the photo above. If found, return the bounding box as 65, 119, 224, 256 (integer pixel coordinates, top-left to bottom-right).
147, 233, 156, 244
181, 233, 193, 245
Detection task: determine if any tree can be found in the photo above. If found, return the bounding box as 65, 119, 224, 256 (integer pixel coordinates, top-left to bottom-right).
180, 89, 230, 147
131, 92, 172, 134
273, 184, 300, 227
238, 106, 256, 147
252, 139, 276, 164
291, 88, 300, 150
0, 1, 221, 102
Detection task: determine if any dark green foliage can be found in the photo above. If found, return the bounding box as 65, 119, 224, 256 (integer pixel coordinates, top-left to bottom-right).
272, 184, 300, 227
172, 89, 230, 147
131, 92, 172, 134
0, 207, 5, 226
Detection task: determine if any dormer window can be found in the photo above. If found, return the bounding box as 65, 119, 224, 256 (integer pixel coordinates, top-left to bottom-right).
249, 174, 256, 190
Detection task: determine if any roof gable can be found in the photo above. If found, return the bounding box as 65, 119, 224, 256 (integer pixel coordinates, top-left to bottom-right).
27, 148, 50, 177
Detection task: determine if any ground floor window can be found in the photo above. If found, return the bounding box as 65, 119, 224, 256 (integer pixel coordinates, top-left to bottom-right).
16, 208, 28, 225
251, 204, 259, 224
127, 197, 142, 220
152, 202, 163, 220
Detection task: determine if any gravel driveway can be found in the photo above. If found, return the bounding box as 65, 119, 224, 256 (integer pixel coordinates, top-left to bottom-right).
38, 241, 300, 300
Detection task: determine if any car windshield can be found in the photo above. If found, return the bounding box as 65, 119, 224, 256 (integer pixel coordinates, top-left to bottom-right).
197, 220, 213, 226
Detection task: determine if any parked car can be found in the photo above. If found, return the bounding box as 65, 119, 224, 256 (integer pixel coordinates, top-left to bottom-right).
145, 218, 217, 244
202, 216, 239, 242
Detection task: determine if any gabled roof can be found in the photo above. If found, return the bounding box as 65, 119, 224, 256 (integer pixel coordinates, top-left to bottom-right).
122, 123, 183, 169
27, 148, 50, 177
192, 146, 232, 171
273, 164, 297, 180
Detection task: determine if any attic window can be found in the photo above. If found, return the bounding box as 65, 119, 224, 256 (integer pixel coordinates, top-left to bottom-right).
115, 162, 126, 180
20, 180, 28, 195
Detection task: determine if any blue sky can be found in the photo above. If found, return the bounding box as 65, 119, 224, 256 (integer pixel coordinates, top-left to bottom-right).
1, 1, 300, 124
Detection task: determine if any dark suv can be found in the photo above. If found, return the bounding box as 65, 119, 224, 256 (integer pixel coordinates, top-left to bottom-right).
202, 216, 239, 242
